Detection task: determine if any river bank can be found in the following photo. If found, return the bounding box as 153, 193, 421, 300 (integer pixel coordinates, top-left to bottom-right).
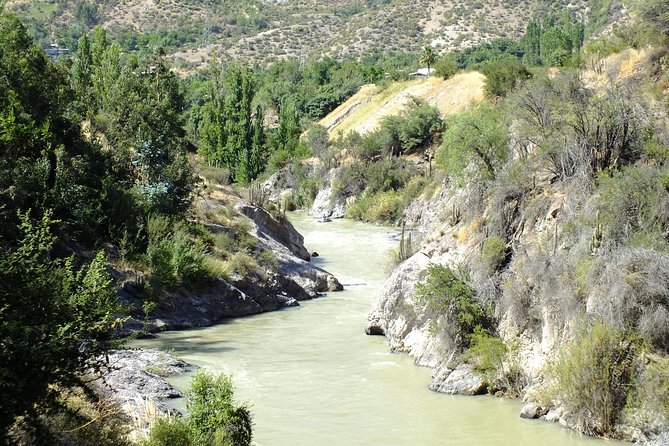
129, 214, 621, 446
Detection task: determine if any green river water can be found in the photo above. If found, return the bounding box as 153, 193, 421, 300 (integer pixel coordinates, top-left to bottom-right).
133, 213, 625, 446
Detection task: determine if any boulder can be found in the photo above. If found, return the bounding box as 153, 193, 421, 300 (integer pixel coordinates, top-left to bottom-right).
520, 401, 547, 419
236, 204, 310, 261
311, 186, 347, 221
92, 349, 196, 422
429, 363, 486, 395
636, 432, 669, 446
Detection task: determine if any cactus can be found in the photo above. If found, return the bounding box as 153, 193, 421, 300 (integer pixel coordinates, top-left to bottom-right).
398, 220, 414, 262
248, 180, 267, 208
589, 211, 603, 255
450, 202, 461, 226
553, 223, 558, 255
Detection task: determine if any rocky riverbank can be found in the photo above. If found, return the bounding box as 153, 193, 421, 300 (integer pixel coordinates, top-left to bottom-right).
91, 349, 196, 437
363, 173, 669, 444
117, 202, 342, 335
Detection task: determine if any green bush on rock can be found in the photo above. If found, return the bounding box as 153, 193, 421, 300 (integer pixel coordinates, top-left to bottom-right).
543, 320, 643, 436
142, 371, 252, 446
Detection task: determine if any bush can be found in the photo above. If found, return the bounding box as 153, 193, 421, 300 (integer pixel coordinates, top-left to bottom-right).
596, 165, 669, 250
481, 236, 508, 271
437, 103, 508, 182
377, 97, 442, 156
464, 327, 507, 387
628, 355, 669, 433
142, 371, 252, 446
146, 216, 207, 287
543, 320, 643, 436
187, 372, 252, 446
347, 190, 401, 223
434, 56, 458, 79
142, 418, 194, 446
413, 264, 487, 347
480, 56, 531, 98
0, 212, 123, 436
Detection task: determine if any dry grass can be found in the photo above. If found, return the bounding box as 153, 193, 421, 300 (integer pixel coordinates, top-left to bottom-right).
582, 47, 653, 89
321, 72, 485, 137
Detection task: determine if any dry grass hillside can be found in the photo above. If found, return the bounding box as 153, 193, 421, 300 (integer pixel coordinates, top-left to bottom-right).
320, 72, 486, 136
7, 0, 588, 68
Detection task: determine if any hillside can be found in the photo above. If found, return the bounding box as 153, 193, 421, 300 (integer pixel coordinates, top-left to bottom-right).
6, 0, 589, 68
320, 72, 485, 136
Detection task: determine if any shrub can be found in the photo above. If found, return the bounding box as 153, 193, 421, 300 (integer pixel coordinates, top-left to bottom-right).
596, 165, 669, 249
142, 418, 194, 446
463, 327, 507, 387
480, 56, 531, 98
628, 355, 669, 433
225, 251, 257, 277
413, 264, 486, 347
142, 371, 252, 446
543, 320, 643, 436
437, 103, 508, 182
187, 372, 252, 446
481, 236, 508, 271
146, 216, 207, 287
434, 56, 458, 79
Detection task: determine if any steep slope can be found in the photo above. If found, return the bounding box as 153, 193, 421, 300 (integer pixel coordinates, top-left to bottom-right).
365, 46, 669, 442
320, 72, 486, 137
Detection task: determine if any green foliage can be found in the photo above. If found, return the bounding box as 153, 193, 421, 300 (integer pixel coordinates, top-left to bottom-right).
464, 327, 507, 387
544, 320, 643, 436
199, 63, 266, 184
520, 12, 584, 67
0, 14, 108, 242
451, 38, 524, 70
540, 27, 573, 67
0, 212, 123, 436
437, 103, 508, 182
628, 355, 669, 432
480, 56, 532, 98
419, 46, 436, 73
333, 157, 419, 202
638, 0, 669, 36
187, 372, 253, 446
143, 372, 252, 446
146, 216, 207, 288
596, 165, 669, 250
481, 236, 508, 271
433, 56, 458, 80
143, 418, 194, 446
414, 264, 486, 347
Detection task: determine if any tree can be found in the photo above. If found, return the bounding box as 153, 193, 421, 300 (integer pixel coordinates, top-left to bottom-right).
436, 103, 509, 181
522, 18, 542, 66
0, 12, 106, 242
434, 55, 458, 79
102, 52, 195, 215
0, 212, 122, 438
420, 45, 436, 75
199, 64, 266, 183
540, 27, 573, 67
142, 372, 253, 446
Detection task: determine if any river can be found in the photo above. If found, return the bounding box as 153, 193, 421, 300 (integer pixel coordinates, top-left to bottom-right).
133, 213, 623, 446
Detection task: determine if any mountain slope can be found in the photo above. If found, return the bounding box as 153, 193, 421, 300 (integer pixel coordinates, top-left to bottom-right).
7, 0, 590, 68
320, 72, 485, 136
